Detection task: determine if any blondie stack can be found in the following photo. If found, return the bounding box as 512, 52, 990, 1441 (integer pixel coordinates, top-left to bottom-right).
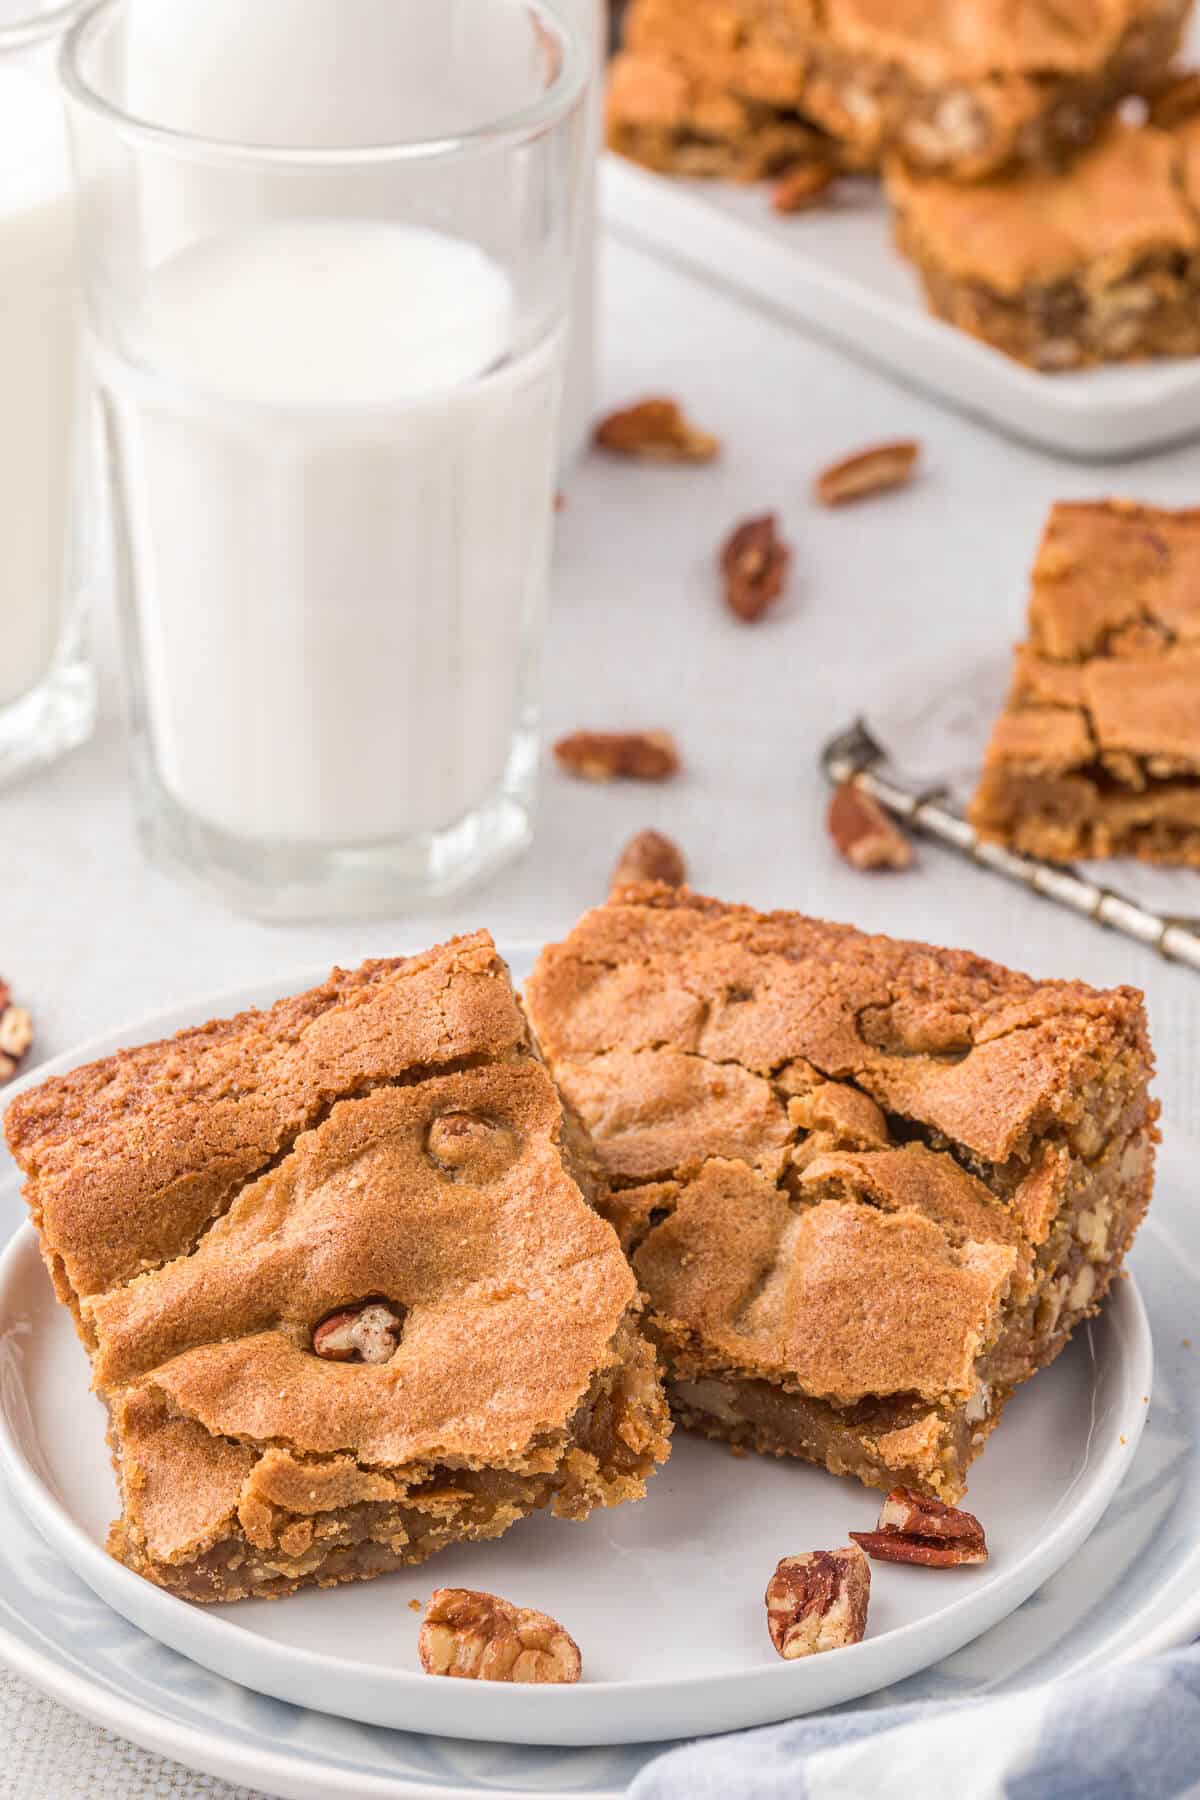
4, 936, 671, 1601
887, 117, 1200, 368
971, 500, 1200, 860
609, 0, 1190, 182
527, 885, 1156, 1501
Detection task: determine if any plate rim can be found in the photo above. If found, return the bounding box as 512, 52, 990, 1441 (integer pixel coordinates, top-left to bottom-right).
0, 960, 1166, 1751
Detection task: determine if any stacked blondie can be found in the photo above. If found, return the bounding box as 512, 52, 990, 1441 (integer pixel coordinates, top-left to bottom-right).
609, 0, 1200, 368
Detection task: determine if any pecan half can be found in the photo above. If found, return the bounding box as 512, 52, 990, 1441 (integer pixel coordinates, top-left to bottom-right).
554, 730, 680, 782
720, 513, 791, 622
593, 397, 719, 463
827, 783, 913, 871
765, 1546, 870, 1658
772, 162, 836, 214
611, 829, 687, 892
0, 994, 33, 1086
815, 440, 920, 507
419, 1588, 582, 1683
851, 1487, 988, 1567
312, 1301, 405, 1364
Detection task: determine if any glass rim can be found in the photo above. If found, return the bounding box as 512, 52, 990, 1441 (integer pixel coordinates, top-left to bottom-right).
0, 0, 90, 54
58, 0, 586, 166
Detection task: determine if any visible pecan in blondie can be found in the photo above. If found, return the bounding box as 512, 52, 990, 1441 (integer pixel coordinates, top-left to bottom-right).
527, 885, 1156, 1501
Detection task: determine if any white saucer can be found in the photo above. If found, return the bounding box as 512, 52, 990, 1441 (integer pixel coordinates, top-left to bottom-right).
0, 962, 1181, 1786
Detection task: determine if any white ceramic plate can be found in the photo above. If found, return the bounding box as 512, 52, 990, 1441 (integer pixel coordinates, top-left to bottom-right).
0, 964, 1192, 1798
601, 16, 1200, 463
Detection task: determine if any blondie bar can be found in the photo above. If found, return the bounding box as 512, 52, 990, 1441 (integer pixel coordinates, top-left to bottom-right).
527, 886, 1156, 1501
4, 937, 670, 1602
888, 119, 1200, 368
609, 0, 1190, 182
970, 501, 1200, 863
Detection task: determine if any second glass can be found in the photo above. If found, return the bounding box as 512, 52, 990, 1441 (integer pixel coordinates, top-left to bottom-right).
61, 0, 585, 918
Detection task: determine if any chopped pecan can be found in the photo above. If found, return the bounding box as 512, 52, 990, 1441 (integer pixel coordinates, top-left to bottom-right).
0, 995, 33, 1086
554, 730, 680, 782
419, 1588, 582, 1683
1148, 70, 1200, 128
611, 829, 687, 892
815, 440, 920, 507
593, 397, 720, 463
827, 783, 913, 871
720, 513, 791, 622
772, 162, 836, 214
312, 1301, 405, 1364
765, 1546, 870, 1658
851, 1486, 988, 1567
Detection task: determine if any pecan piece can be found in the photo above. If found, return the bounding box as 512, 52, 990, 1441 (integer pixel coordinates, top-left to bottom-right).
851, 1487, 988, 1567
772, 162, 836, 214
815, 440, 920, 507
554, 730, 680, 782
765, 1546, 870, 1659
593, 396, 719, 463
720, 513, 791, 622
312, 1301, 405, 1364
827, 783, 913, 871
419, 1588, 582, 1684
611, 829, 687, 892
0, 995, 33, 1086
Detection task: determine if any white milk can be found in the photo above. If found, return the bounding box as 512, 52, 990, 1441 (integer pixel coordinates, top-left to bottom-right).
94, 219, 562, 848
0, 63, 80, 710
122, 0, 599, 469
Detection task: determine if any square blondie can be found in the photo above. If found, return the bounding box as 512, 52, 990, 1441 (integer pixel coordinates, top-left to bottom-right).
970, 500, 1200, 864
4, 935, 670, 1602
888, 119, 1200, 369
609, 0, 1190, 182
527, 886, 1156, 1501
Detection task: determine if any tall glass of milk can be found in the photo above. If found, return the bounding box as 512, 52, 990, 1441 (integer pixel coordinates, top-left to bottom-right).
61, 0, 586, 918
0, 0, 95, 786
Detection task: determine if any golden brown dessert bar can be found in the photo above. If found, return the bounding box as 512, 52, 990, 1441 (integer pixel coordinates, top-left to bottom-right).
808, 0, 1190, 178
970, 501, 1200, 863
4, 936, 670, 1602
609, 0, 1190, 182
607, 45, 836, 180
526, 886, 1156, 1502
887, 119, 1200, 369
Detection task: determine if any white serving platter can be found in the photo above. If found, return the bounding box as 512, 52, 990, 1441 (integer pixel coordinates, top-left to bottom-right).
601, 131, 1200, 463
0, 957, 1156, 1763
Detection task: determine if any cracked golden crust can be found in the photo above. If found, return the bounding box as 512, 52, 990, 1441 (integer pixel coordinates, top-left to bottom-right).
86, 1068, 637, 1465
828, 0, 1168, 82
526, 886, 1149, 1167
971, 502, 1200, 862
887, 122, 1198, 294
6, 940, 671, 1597
4, 934, 530, 1308
634, 1158, 1017, 1403
526, 886, 1154, 1492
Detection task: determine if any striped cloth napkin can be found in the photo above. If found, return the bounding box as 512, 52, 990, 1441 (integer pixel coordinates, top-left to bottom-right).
631, 1645, 1200, 1799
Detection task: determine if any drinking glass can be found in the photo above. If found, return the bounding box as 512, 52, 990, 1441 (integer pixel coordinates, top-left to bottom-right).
0, 0, 95, 787
60, 0, 585, 918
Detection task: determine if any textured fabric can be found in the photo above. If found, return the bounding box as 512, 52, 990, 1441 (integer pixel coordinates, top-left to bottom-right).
0, 1671, 259, 1799
632, 1646, 1200, 1800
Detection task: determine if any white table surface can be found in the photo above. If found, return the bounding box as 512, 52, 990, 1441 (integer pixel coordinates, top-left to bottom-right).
3, 217, 1200, 1797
